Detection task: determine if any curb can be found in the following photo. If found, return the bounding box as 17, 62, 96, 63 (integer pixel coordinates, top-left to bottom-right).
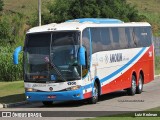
0, 104, 3, 108
2, 101, 29, 108
154, 75, 160, 78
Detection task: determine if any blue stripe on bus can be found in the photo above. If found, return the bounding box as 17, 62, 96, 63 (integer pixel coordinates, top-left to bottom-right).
83, 47, 146, 90
101, 47, 146, 83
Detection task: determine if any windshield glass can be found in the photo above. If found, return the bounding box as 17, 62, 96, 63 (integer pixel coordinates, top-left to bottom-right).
24, 31, 81, 82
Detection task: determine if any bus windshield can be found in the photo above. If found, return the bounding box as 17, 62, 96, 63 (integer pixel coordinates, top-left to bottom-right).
24, 31, 81, 82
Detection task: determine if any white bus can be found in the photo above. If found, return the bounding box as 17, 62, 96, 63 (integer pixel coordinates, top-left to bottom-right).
13, 18, 154, 105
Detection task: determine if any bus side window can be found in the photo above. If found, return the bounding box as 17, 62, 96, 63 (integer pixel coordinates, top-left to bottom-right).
82, 28, 90, 59
119, 27, 128, 49
135, 27, 152, 47
146, 27, 152, 45
110, 27, 120, 50
132, 27, 139, 47
91, 28, 103, 53
82, 28, 90, 77
125, 27, 134, 48
100, 28, 112, 50
140, 27, 152, 47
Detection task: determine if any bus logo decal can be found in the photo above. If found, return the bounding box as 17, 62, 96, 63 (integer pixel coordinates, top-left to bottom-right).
105, 55, 109, 64
110, 53, 122, 63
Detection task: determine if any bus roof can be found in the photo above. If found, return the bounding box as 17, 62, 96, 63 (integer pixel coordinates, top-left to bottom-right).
27, 18, 151, 34
66, 18, 123, 24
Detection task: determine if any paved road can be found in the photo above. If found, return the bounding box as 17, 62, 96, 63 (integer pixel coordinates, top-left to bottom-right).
0, 77, 160, 119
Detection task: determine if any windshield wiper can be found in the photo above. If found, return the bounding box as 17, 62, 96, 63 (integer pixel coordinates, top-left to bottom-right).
49, 33, 66, 82
49, 61, 66, 82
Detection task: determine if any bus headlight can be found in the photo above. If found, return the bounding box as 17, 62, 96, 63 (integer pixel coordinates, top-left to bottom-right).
66, 85, 81, 91
25, 88, 37, 92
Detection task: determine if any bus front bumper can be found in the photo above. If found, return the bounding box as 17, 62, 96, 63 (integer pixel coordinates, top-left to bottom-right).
25, 89, 84, 102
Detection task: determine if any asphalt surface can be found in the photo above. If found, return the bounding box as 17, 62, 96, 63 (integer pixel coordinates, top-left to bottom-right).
0, 77, 160, 119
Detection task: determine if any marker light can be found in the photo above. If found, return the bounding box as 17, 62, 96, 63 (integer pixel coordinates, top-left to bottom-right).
26, 96, 30, 99
66, 85, 81, 91
25, 88, 37, 92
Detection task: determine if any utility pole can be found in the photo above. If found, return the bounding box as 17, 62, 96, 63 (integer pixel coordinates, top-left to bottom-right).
38, 0, 41, 26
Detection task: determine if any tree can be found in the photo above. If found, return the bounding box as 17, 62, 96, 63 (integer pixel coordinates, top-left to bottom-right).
0, 0, 3, 12
0, 14, 26, 45
40, 0, 146, 24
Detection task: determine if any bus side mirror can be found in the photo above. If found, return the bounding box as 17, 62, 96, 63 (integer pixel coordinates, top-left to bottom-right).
13, 46, 22, 65
78, 46, 86, 66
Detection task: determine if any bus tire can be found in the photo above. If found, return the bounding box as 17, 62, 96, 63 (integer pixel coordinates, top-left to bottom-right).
127, 75, 136, 96
42, 101, 53, 106
88, 82, 98, 104
136, 74, 143, 94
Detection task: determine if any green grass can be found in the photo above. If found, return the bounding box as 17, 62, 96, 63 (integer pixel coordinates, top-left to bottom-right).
127, 0, 160, 36
0, 81, 25, 104
155, 69, 160, 75
127, 0, 160, 13
148, 106, 160, 111
155, 56, 160, 75
3, 0, 52, 17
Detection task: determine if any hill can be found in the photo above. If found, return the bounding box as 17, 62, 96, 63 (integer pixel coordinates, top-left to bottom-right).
127, 0, 160, 36
3, 0, 52, 17
2, 0, 160, 36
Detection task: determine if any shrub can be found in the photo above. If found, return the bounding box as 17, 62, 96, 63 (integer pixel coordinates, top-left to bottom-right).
0, 0, 3, 12
0, 47, 23, 81
39, 0, 146, 24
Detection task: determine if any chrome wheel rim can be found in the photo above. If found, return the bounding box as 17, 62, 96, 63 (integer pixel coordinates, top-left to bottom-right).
139, 77, 143, 90
132, 78, 136, 93
93, 86, 98, 99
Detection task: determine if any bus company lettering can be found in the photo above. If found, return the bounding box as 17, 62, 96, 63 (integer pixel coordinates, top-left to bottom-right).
110, 53, 122, 63
32, 84, 46, 88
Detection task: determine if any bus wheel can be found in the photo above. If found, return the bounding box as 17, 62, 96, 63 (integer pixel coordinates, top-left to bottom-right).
136, 74, 143, 94
88, 82, 98, 104
42, 101, 53, 106
127, 75, 136, 96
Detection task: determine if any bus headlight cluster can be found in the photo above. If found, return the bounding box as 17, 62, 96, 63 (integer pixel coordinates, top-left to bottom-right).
66, 85, 81, 91
25, 88, 37, 92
